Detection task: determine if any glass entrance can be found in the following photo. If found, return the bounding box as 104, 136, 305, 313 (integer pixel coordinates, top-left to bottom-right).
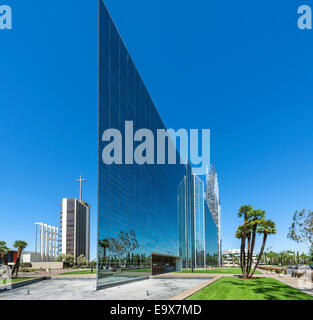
152, 254, 177, 275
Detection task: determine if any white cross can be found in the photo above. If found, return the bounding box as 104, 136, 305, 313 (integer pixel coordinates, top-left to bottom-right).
76, 175, 86, 201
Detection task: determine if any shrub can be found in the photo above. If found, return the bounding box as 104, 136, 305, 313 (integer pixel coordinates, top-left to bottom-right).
293, 272, 305, 278
258, 266, 286, 274
89, 260, 97, 268
54, 254, 74, 268
20, 262, 32, 271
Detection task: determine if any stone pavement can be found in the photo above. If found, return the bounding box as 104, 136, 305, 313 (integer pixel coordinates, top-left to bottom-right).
1, 269, 312, 300
0, 278, 208, 300
153, 273, 219, 279
52, 273, 97, 279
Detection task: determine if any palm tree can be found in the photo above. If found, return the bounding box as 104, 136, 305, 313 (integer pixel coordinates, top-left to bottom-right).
236, 206, 266, 278
0, 241, 9, 265
286, 250, 294, 265
267, 251, 273, 265
300, 253, 309, 264
236, 205, 254, 277
297, 251, 300, 264
250, 219, 277, 277
246, 209, 265, 275
263, 251, 268, 265
11, 240, 28, 277
290, 251, 295, 264
98, 239, 110, 257
279, 251, 285, 267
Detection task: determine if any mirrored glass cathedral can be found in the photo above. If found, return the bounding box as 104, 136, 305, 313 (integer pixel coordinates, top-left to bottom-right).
97, 0, 219, 289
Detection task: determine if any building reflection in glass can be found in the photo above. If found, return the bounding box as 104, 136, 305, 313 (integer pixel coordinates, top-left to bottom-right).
178, 166, 218, 269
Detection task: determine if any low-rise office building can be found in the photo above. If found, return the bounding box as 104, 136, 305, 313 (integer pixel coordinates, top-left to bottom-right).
34, 222, 59, 262
223, 249, 257, 266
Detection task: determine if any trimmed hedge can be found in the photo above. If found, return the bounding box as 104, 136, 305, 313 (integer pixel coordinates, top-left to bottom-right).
20, 262, 32, 271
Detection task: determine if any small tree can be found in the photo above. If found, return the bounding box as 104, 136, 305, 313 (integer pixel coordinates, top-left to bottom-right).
89, 260, 97, 268
64, 255, 75, 268
288, 209, 313, 252
12, 240, 28, 277
108, 231, 139, 270
55, 254, 65, 262
54, 254, 75, 268
77, 255, 88, 267
0, 241, 9, 266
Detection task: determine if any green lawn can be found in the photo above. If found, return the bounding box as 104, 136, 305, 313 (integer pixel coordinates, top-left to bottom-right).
21, 269, 40, 272
1, 277, 35, 284
187, 277, 313, 300
124, 268, 151, 273
176, 268, 261, 275
61, 270, 96, 275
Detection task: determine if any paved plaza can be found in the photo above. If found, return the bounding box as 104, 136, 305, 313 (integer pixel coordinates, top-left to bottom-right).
0, 278, 209, 300
1, 270, 312, 300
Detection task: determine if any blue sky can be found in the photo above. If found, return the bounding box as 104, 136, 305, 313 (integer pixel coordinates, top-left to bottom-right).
1, 0, 313, 259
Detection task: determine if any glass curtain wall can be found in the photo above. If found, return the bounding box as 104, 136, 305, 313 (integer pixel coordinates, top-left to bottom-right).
98, 0, 218, 288
98, 0, 186, 288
